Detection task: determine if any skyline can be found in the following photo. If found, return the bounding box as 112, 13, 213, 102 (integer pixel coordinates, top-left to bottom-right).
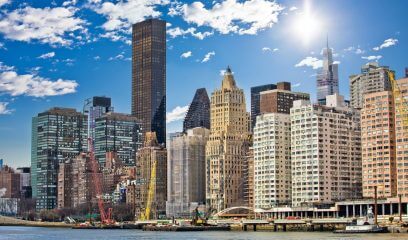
0, 0, 408, 168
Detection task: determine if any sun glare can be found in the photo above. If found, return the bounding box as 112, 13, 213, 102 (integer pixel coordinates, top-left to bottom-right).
292, 0, 323, 45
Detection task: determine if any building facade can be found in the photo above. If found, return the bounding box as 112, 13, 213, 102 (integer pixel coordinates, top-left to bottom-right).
243, 148, 254, 208
94, 112, 143, 166
254, 113, 292, 209
83, 96, 113, 145
135, 132, 167, 219
361, 91, 396, 198
131, 19, 166, 145
291, 95, 362, 206
183, 88, 210, 132
166, 127, 209, 217
260, 83, 310, 114
250, 84, 277, 131
0, 166, 20, 198
317, 41, 339, 105
206, 67, 250, 212
349, 62, 393, 109
31, 108, 87, 210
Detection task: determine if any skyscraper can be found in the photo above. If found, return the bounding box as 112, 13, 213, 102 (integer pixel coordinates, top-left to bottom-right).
166, 127, 209, 217
206, 67, 250, 212
83, 96, 113, 144
131, 19, 166, 145
94, 112, 143, 166
349, 62, 393, 109
183, 88, 210, 132
317, 39, 339, 105
31, 108, 87, 210
250, 84, 276, 131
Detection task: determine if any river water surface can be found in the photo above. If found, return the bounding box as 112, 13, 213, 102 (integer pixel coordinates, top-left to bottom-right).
1, 226, 408, 240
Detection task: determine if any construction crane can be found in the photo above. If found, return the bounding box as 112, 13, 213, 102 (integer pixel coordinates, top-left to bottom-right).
88, 137, 114, 225
140, 159, 157, 220
389, 71, 408, 128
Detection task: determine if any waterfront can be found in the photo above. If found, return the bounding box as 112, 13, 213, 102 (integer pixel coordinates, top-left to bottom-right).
1, 227, 408, 240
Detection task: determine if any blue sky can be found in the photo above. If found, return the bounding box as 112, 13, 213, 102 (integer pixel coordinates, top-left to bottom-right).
0, 0, 407, 167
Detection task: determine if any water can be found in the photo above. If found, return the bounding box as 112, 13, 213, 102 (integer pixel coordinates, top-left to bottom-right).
0, 227, 408, 240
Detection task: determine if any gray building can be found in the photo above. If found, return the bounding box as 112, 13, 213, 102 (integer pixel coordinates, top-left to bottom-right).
94, 112, 143, 166
31, 108, 87, 210
83, 96, 113, 145
183, 88, 210, 132
166, 127, 209, 217
317, 40, 339, 105
349, 62, 393, 109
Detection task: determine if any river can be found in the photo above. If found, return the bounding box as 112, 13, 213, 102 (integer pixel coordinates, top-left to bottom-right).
1, 226, 408, 240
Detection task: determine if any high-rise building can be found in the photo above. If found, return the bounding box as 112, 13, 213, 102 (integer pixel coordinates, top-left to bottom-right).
15, 167, 31, 199
317, 40, 339, 105
361, 91, 396, 198
135, 132, 167, 219
349, 62, 393, 109
250, 84, 276, 131
254, 113, 292, 209
394, 78, 408, 197
183, 88, 210, 132
166, 127, 209, 218
243, 148, 254, 208
31, 108, 87, 210
83, 96, 113, 144
206, 67, 250, 212
405, 68, 408, 78
131, 19, 166, 145
260, 82, 310, 114
94, 112, 143, 166
291, 95, 362, 206
0, 165, 20, 198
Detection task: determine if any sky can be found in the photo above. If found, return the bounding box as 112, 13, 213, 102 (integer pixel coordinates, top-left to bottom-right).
0, 0, 407, 168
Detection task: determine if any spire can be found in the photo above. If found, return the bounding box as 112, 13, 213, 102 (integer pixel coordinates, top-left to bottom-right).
221, 66, 236, 90
226, 65, 232, 74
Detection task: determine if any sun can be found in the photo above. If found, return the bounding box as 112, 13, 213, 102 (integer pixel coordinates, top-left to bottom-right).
291, 1, 323, 45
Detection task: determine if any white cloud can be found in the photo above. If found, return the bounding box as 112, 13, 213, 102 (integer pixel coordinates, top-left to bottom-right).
180, 51, 192, 59
202, 51, 215, 63
90, 0, 168, 32
0, 102, 12, 114
373, 38, 398, 51
0, 0, 10, 7
62, 0, 77, 7
355, 48, 364, 54
292, 83, 301, 88
333, 60, 341, 65
0, 6, 87, 46
167, 105, 189, 123
362, 55, 382, 61
0, 62, 78, 97
38, 52, 56, 59
344, 46, 365, 54
167, 27, 213, 40
295, 57, 322, 69
262, 47, 278, 52
94, 56, 100, 60
289, 6, 298, 11
180, 0, 283, 35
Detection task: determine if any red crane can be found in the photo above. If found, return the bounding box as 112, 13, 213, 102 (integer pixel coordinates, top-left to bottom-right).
88, 137, 114, 225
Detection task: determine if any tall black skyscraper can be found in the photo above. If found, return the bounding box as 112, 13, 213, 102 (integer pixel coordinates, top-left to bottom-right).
183, 88, 210, 132
132, 19, 166, 145
250, 84, 277, 131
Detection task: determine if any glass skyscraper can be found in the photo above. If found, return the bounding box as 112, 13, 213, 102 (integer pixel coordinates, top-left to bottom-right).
183, 88, 210, 132
131, 19, 166, 145
31, 108, 87, 210
94, 112, 143, 166
250, 84, 276, 131
83, 96, 113, 146
316, 39, 339, 105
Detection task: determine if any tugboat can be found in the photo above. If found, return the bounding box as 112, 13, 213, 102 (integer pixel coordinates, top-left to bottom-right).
335, 186, 388, 234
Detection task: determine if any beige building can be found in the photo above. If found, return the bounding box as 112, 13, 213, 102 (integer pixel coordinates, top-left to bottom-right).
254, 113, 292, 209
206, 67, 250, 212
166, 127, 209, 218
349, 62, 393, 109
135, 132, 167, 219
243, 148, 254, 208
290, 94, 362, 207
361, 91, 397, 198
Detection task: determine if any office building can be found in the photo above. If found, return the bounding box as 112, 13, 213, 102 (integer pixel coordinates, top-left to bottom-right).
131, 19, 166, 145
83, 96, 113, 145
166, 127, 209, 218
183, 88, 210, 132
206, 67, 251, 212
254, 113, 292, 209
317, 40, 339, 105
15, 167, 31, 198
31, 108, 87, 210
94, 112, 143, 166
250, 84, 276, 131
291, 95, 362, 206
260, 82, 309, 114
0, 165, 20, 198
349, 62, 393, 109
135, 132, 167, 219
243, 148, 254, 208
